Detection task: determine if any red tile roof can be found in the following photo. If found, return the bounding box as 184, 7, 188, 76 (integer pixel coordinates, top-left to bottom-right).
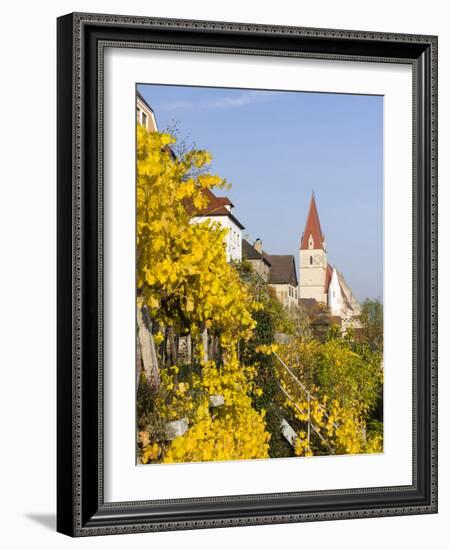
184, 188, 244, 230
185, 188, 233, 216
300, 194, 325, 250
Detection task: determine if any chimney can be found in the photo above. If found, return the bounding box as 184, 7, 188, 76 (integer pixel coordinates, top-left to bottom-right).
254, 238, 263, 253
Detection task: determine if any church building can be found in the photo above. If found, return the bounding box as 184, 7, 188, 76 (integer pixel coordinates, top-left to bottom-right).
299, 193, 361, 327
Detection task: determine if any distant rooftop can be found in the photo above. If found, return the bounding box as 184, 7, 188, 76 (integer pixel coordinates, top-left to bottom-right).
185, 188, 244, 230
264, 254, 298, 286
242, 239, 271, 266
300, 193, 325, 251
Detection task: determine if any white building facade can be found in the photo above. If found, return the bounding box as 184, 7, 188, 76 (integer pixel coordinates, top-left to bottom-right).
191, 213, 243, 262
187, 188, 244, 263
328, 268, 362, 330
136, 91, 158, 132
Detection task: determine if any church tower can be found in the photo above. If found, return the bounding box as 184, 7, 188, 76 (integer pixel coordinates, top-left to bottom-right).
299, 193, 328, 304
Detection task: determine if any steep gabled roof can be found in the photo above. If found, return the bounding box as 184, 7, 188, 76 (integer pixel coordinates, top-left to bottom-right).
242, 239, 271, 266
335, 269, 362, 315
185, 188, 233, 216
184, 188, 244, 230
264, 254, 298, 286
136, 90, 155, 113
300, 193, 325, 250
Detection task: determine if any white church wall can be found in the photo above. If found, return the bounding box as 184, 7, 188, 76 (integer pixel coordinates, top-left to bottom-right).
328, 269, 344, 316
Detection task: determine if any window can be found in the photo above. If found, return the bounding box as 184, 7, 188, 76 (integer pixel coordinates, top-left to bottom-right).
142, 112, 148, 128
310, 256, 313, 265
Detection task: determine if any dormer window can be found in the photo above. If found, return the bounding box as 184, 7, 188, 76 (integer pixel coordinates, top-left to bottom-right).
308, 234, 314, 249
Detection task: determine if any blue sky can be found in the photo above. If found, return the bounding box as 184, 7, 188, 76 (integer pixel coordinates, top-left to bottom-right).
138, 84, 383, 302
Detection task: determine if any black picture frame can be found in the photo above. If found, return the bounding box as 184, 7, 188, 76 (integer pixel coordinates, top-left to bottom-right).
57, 12, 438, 537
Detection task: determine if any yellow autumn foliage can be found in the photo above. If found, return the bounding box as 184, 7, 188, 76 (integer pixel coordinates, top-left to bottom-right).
276, 336, 383, 457
137, 126, 257, 342
137, 127, 269, 463
136, 125, 382, 464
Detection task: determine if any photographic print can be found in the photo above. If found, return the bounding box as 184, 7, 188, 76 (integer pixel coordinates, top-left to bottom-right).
135, 84, 384, 465
57, 15, 437, 534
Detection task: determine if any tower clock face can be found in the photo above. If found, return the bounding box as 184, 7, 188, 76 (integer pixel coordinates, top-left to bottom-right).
313, 254, 322, 266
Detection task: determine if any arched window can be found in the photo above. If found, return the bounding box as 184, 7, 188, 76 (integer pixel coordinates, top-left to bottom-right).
310, 256, 313, 265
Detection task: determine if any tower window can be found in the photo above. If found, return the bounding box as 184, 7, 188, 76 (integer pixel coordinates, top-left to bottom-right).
310, 256, 313, 265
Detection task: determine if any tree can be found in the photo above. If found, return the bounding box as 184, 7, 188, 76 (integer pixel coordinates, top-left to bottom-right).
136, 127, 270, 463
136, 125, 383, 464
237, 265, 297, 458
276, 330, 383, 456
360, 298, 383, 351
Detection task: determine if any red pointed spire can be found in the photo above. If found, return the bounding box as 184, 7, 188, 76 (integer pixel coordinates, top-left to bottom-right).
300, 193, 325, 250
